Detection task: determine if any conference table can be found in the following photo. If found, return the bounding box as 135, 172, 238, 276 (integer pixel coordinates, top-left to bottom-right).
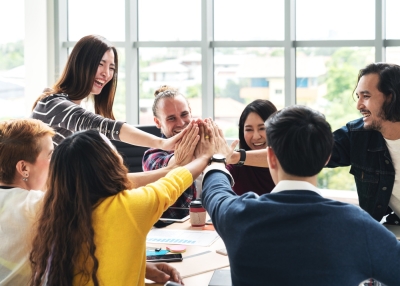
144, 211, 400, 286
145, 216, 229, 286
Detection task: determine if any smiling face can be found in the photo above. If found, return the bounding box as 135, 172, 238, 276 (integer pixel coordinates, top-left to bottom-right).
243, 112, 267, 150
153, 95, 192, 138
356, 73, 388, 131
91, 49, 115, 95
25, 134, 54, 190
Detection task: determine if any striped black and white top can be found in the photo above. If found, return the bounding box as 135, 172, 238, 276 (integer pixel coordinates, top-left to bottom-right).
31, 93, 124, 146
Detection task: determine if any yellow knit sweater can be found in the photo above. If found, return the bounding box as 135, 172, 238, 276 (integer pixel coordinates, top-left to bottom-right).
73, 167, 193, 286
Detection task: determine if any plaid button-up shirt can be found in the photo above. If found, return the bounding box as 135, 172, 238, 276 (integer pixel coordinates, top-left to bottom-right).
142, 148, 197, 219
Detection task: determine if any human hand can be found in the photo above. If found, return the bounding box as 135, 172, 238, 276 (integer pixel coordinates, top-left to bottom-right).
194, 119, 214, 161
208, 119, 238, 162
161, 123, 190, 151
173, 121, 199, 166
145, 262, 184, 285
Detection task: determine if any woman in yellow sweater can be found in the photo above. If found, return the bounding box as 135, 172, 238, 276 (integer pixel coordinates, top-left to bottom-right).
29, 121, 213, 286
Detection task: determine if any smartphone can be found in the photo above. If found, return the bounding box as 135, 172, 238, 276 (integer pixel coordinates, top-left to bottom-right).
146, 253, 183, 263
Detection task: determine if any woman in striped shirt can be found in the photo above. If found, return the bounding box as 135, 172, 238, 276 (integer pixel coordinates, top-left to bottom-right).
32, 34, 186, 149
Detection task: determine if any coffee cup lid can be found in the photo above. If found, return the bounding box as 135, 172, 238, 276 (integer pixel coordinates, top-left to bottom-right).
190, 200, 202, 206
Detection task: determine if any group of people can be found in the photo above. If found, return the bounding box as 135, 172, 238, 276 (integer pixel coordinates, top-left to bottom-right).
0, 33, 399, 285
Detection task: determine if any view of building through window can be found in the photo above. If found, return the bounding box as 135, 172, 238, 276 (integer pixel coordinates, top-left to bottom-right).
0, 0, 25, 120
3, 0, 400, 193
139, 48, 202, 125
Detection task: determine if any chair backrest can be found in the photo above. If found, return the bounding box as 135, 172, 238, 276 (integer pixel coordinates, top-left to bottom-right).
111, 125, 161, 173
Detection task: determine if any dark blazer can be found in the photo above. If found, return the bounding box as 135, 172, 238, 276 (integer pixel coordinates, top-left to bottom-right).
327, 118, 398, 223
202, 171, 400, 286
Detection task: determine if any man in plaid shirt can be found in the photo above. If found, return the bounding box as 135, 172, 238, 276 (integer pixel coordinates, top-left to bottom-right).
142, 86, 197, 220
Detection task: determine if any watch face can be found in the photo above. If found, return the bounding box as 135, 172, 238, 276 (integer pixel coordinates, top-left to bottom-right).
212, 154, 225, 161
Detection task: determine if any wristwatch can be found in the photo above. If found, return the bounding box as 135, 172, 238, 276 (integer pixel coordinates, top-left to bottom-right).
210, 154, 226, 165
236, 149, 246, 166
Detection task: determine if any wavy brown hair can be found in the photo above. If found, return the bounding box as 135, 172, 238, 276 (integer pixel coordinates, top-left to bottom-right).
32, 35, 118, 119
29, 130, 132, 286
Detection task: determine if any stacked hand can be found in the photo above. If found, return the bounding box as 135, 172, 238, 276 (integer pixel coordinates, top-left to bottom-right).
193, 118, 214, 160
194, 118, 238, 160
173, 121, 199, 166
170, 118, 238, 166
207, 119, 238, 161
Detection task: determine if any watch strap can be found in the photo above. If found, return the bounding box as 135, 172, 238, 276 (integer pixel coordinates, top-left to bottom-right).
210, 155, 227, 165
236, 149, 246, 166
202, 163, 235, 187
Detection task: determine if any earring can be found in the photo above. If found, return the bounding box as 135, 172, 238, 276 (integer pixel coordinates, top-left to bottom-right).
22, 174, 29, 182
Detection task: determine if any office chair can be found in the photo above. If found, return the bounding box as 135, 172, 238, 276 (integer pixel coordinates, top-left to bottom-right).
111, 125, 161, 173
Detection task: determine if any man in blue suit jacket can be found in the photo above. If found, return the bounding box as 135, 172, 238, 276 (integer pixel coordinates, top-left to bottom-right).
201, 105, 400, 285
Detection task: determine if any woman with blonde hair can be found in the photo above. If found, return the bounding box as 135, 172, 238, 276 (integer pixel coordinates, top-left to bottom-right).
0, 118, 54, 285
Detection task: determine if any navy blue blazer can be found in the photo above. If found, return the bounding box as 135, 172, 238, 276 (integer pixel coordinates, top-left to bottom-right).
202, 171, 400, 286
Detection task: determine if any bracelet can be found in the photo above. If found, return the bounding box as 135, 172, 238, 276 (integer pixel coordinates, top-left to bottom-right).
236, 149, 246, 166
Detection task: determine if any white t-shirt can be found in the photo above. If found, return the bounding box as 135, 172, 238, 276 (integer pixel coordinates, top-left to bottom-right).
0, 187, 44, 285
385, 138, 400, 218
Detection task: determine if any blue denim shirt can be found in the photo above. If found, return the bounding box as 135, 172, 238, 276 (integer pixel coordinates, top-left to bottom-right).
326, 118, 397, 222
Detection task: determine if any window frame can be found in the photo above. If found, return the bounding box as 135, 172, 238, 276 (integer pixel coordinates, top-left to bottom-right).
52, 0, 391, 125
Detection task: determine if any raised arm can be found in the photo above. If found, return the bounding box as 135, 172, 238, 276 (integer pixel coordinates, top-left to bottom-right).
127, 122, 200, 188
207, 119, 269, 168
32, 94, 187, 150
184, 120, 215, 179
120, 123, 187, 151
228, 149, 269, 167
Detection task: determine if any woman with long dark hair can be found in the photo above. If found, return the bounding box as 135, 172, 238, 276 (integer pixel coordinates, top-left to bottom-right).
226, 99, 277, 195
32, 34, 185, 149
29, 122, 213, 285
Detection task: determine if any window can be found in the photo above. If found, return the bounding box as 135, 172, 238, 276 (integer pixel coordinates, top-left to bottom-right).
214, 47, 284, 137
0, 0, 25, 120
68, 0, 125, 41
251, 78, 269, 88
214, 0, 284, 41
296, 78, 308, 88
296, 0, 374, 40
139, 48, 202, 124
139, 0, 201, 41
15, 0, 400, 193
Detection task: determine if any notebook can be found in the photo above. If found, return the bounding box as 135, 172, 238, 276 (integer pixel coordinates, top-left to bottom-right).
208, 269, 232, 286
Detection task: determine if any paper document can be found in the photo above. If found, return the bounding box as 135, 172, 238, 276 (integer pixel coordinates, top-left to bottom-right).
146, 229, 219, 246
385, 224, 400, 239
175, 251, 230, 278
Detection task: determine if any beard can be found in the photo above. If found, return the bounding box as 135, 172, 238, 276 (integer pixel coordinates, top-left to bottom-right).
363, 109, 386, 132
364, 119, 382, 131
